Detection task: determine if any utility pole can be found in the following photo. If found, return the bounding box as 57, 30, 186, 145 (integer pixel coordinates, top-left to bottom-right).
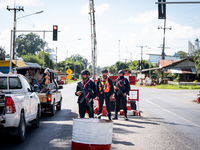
7, 6, 24, 66
158, 19, 172, 60
89, 0, 97, 79
56, 47, 57, 71
137, 44, 147, 72
118, 40, 120, 62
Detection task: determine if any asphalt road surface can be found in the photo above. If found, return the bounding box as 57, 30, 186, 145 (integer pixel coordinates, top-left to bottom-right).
0, 83, 200, 150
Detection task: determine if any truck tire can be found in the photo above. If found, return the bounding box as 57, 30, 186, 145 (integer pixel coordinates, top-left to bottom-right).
50, 101, 56, 116
56, 99, 62, 111
32, 107, 40, 128
18, 112, 26, 142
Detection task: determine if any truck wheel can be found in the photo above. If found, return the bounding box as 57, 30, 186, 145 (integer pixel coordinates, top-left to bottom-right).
50, 101, 56, 116
56, 100, 62, 111
32, 108, 40, 128
18, 112, 26, 142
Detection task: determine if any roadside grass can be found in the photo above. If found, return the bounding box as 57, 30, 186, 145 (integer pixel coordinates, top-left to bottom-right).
65, 79, 81, 84
141, 84, 200, 90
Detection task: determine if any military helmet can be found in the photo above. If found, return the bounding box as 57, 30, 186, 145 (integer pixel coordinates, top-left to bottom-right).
81, 70, 90, 76
101, 69, 108, 73
118, 70, 125, 75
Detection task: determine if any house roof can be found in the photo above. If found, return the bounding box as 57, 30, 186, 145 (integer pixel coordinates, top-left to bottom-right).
160, 56, 194, 69
159, 60, 180, 68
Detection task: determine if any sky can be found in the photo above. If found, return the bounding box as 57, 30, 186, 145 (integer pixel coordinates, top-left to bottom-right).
0, 0, 200, 67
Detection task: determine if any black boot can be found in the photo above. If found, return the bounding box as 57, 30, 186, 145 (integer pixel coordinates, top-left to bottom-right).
112, 113, 118, 120
108, 116, 112, 121
124, 114, 129, 121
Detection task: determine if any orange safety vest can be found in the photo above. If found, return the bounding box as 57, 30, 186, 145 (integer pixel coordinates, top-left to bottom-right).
99, 77, 110, 94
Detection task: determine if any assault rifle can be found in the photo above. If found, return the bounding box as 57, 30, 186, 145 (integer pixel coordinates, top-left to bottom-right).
77, 82, 92, 113
116, 79, 125, 96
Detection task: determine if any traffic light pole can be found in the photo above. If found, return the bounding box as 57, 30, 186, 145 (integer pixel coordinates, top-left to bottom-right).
13, 30, 60, 67
158, 19, 172, 60
156, 1, 200, 4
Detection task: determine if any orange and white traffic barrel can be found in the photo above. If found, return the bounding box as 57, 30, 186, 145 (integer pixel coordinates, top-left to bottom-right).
71, 118, 113, 150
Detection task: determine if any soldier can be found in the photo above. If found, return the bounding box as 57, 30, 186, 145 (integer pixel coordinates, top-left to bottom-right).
113, 70, 130, 121
75, 70, 97, 118
96, 69, 114, 120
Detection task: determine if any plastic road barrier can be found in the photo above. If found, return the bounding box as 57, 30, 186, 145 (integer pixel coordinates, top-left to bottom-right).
71, 118, 113, 150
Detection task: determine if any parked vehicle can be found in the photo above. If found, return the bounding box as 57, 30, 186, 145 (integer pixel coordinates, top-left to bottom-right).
17, 66, 63, 116
57, 79, 64, 85
0, 74, 41, 142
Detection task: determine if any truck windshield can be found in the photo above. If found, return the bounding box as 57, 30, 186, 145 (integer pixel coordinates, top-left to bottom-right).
0, 77, 22, 89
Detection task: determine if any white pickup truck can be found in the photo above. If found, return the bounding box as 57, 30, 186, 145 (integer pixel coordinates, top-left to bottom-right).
0, 74, 41, 142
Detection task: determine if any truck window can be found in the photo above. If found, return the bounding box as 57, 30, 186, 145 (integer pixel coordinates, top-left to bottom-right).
9, 77, 22, 89
0, 77, 7, 89
0, 77, 22, 89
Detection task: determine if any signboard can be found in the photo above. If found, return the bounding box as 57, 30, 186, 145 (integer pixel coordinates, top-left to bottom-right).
67, 75, 72, 79
66, 68, 73, 75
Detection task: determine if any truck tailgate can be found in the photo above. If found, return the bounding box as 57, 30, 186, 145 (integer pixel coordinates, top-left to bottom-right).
38, 93, 47, 103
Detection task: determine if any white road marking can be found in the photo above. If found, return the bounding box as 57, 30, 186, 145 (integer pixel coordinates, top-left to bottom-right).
146, 99, 200, 128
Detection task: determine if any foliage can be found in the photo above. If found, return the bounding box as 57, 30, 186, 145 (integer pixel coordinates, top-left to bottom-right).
115, 61, 129, 71
37, 51, 55, 69
144, 84, 200, 90
21, 54, 43, 66
57, 57, 84, 78
194, 51, 200, 76
69, 54, 88, 68
16, 33, 46, 56
108, 65, 117, 75
177, 51, 188, 58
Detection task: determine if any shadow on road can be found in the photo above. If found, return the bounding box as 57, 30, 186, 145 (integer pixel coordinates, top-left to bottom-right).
0, 109, 78, 150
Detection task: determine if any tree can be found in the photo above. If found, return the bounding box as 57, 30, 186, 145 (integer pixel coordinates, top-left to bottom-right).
16, 33, 46, 56
115, 61, 129, 71
0, 46, 6, 60
177, 51, 188, 58
108, 65, 117, 75
37, 51, 55, 69
69, 54, 88, 69
21, 54, 43, 66
57, 59, 84, 77
194, 52, 200, 76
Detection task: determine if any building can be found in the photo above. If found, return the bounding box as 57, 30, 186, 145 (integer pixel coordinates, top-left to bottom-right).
158, 57, 197, 82
195, 38, 199, 51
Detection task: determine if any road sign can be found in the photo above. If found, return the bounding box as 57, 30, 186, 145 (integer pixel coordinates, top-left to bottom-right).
158, 0, 166, 19
66, 75, 72, 79
66, 68, 73, 75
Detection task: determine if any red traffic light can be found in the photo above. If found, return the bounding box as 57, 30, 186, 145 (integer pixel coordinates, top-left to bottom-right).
53, 25, 57, 30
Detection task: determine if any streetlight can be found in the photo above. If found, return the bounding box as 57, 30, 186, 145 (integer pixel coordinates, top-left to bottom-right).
9, 10, 43, 73
17, 10, 43, 19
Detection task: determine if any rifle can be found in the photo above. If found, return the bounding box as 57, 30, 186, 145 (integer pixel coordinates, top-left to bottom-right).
77, 82, 92, 113
116, 79, 125, 96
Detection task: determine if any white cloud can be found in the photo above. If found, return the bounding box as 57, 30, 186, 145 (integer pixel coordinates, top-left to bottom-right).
128, 10, 158, 24
81, 3, 109, 16
96, 4, 109, 15
127, 9, 200, 61
10, 0, 43, 6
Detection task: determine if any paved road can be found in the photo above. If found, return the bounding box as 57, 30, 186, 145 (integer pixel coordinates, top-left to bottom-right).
1, 83, 200, 150
0, 83, 78, 150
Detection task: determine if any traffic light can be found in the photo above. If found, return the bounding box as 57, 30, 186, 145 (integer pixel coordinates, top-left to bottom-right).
53, 25, 58, 41
158, 0, 166, 19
